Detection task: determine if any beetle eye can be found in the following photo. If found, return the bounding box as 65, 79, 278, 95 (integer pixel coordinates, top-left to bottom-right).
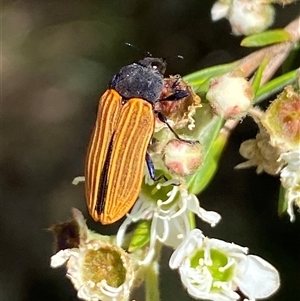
151, 61, 165, 73
151, 62, 159, 70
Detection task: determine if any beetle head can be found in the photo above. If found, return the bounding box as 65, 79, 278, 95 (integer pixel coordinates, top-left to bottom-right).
138, 57, 167, 75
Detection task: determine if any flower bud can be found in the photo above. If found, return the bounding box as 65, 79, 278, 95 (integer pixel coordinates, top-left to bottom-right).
162, 139, 202, 176
261, 85, 300, 152
206, 72, 254, 119
228, 0, 275, 36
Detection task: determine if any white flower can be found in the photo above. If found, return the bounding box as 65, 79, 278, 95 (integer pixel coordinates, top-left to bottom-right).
50, 209, 134, 301
211, 0, 275, 36
170, 229, 280, 301
228, 0, 275, 36
235, 124, 284, 175
280, 149, 300, 188
279, 149, 300, 221
116, 183, 221, 265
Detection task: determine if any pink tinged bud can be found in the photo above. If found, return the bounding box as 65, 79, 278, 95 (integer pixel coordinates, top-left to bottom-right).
206, 72, 254, 119
228, 0, 275, 36
261, 86, 300, 151
162, 139, 202, 176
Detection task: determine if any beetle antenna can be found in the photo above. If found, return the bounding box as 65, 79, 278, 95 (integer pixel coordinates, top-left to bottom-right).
165, 54, 184, 61
125, 42, 152, 57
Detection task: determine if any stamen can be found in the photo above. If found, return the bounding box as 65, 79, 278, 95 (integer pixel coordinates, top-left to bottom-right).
219, 258, 235, 272
158, 179, 181, 187
116, 219, 130, 246
287, 192, 296, 222
171, 197, 187, 218
157, 219, 169, 242
140, 215, 158, 265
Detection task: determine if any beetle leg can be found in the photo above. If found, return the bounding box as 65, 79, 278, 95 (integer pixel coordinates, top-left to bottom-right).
155, 111, 195, 144
145, 153, 167, 181
161, 89, 189, 101
161, 75, 189, 101
171, 75, 181, 88
145, 153, 181, 186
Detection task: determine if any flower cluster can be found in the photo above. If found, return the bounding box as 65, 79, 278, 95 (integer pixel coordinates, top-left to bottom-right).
50, 72, 285, 301
48, 36, 298, 300
238, 85, 300, 221
116, 182, 221, 265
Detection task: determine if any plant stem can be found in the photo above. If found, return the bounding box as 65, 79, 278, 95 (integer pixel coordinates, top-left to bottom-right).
145, 260, 161, 301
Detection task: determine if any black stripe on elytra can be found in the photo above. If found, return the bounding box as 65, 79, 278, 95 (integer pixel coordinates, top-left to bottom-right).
96, 132, 115, 214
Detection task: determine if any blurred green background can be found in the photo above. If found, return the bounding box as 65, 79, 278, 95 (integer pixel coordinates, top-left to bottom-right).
1, 1, 300, 300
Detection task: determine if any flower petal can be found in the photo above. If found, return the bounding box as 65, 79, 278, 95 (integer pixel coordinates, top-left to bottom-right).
169, 229, 204, 269
208, 238, 248, 256
211, 1, 230, 21
50, 249, 75, 268
236, 255, 280, 299
156, 214, 190, 248
187, 195, 221, 226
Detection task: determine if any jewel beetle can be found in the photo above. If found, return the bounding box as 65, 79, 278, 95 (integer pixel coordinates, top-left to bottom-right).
85, 57, 191, 225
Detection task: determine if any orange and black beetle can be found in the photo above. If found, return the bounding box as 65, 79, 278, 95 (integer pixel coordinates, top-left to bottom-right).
85, 57, 191, 224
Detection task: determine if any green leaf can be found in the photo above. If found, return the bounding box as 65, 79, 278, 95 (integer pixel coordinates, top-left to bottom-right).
282, 45, 300, 73
180, 64, 242, 194
241, 29, 292, 47
183, 103, 225, 194
251, 57, 269, 94
278, 184, 288, 216
128, 220, 151, 252
254, 69, 298, 104
187, 123, 228, 194
184, 61, 239, 93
